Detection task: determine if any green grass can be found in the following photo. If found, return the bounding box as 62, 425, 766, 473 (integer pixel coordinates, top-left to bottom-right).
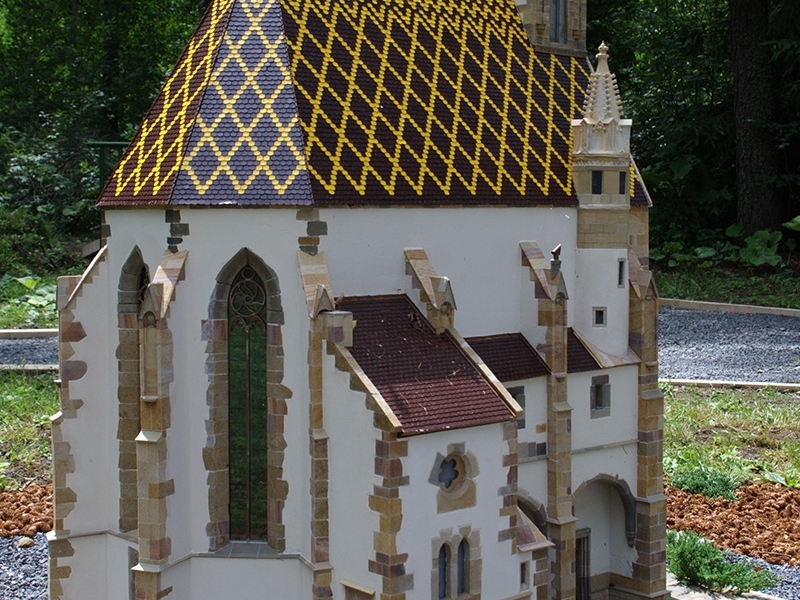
654, 265, 800, 308
663, 383, 800, 490
0, 371, 59, 486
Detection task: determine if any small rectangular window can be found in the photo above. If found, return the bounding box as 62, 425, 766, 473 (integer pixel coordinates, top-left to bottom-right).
591, 170, 603, 194
549, 0, 567, 43
520, 561, 530, 590
592, 307, 606, 327
590, 375, 611, 418
508, 386, 526, 429
619, 171, 628, 195
618, 259, 626, 288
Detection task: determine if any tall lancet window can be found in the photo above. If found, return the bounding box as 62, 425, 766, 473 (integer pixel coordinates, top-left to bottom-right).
228, 266, 269, 540
550, 0, 567, 43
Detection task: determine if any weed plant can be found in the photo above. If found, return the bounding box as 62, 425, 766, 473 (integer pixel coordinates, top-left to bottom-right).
0, 371, 59, 485
0, 273, 57, 328
667, 530, 778, 594
663, 383, 800, 490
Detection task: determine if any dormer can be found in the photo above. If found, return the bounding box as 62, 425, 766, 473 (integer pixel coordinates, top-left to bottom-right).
515, 0, 587, 54
572, 43, 633, 206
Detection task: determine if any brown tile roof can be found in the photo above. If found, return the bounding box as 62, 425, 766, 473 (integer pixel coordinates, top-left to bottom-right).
465, 333, 549, 381
567, 328, 601, 373
98, 0, 592, 207
339, 295, 515, 436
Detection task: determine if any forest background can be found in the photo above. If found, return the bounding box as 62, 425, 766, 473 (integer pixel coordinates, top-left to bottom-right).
0, 0, 799, 280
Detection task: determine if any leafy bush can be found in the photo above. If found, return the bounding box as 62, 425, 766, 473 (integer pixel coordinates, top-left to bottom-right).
739, 229, 782, 267
670, 468, 740, 500
0, 273, 57, 328
667, 530, 778, 594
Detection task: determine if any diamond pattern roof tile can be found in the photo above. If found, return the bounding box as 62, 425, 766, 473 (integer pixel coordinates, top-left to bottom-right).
340, 295, 515, 436
98, 0, 593, 207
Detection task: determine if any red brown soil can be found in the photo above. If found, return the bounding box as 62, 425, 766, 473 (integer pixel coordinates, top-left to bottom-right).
668, 483, 800, 566
0, 482, 52, 537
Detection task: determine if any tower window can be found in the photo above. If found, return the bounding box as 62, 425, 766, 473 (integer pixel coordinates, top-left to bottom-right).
619, 171, 628, 195
618, 259, 626, 288
593, 307, 606, 327
550, 0, 567, 43
591, 170, 603, 194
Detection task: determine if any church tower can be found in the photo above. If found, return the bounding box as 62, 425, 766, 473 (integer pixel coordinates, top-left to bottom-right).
514, 0, 587, 53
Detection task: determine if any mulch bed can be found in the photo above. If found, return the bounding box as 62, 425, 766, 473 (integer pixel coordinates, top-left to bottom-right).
667, 483, 800, 566
0, 482, 52, 538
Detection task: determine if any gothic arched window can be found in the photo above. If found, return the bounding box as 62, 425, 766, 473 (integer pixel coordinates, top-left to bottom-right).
228, 266, 269, 540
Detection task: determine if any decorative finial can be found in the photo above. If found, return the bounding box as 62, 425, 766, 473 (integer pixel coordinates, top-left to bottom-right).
551, 244, 562, 261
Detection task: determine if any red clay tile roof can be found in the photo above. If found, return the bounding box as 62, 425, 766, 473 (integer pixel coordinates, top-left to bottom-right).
465, 333, 550, 381
567, 328, 601, 373
98, 0, 594, 207
339, 295, 515, 436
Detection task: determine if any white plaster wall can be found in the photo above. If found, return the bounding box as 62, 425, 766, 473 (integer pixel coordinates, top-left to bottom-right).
187, 556, 311, 598
572, 445, 638, 509
511, 378, 548, 448
573, 481, 637, 578
106, 208, 314, 562
569, 365, 638, 451
105, 210, 177, 279
321, 207, 577, 339
57, 535, 108, 599
517, 459, 548, 511
572, 247, 629, 356
59, 255, 114, 536
323, 349, 382, 597
399, 424, 520, 600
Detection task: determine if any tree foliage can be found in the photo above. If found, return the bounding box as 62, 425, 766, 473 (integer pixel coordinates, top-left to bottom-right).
0, 0, 204, 275
588, 0, 800, 247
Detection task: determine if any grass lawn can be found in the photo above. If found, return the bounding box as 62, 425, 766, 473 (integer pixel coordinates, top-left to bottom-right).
654, 264, 800, 309
664, 383, 800, 490
0, 371, 59, 487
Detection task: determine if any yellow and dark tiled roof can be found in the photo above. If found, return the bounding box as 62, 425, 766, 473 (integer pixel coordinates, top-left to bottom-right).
98, 0, 592, 207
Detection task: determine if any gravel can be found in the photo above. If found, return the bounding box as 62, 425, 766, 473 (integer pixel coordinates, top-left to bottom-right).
0, 337, 57, 367
0, 534, 48, 599
658, 306, 800, 384
1, 307, 800, 598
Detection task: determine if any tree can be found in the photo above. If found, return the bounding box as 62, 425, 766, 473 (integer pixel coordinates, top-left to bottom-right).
729, 0, 782, 234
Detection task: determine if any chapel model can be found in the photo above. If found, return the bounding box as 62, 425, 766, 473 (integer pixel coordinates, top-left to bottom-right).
48, 0, 668, 598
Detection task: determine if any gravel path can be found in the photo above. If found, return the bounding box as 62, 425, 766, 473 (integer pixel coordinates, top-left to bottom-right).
0, 337, 57, 367
1, 306, 799, 598
658, 307, 800, 384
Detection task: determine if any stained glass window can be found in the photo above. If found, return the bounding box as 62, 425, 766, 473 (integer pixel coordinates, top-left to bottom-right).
228, 266, 269, 540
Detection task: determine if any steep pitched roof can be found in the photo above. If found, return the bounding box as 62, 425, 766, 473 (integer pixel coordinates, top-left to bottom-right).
98, 0, 592, 208
339, 295, 515, 436
465, 333, 550, 381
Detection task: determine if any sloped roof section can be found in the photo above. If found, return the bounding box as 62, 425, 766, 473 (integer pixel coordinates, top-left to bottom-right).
466, 333, 550, 381
99, 0, 591, 207
567, 328, 601, 373
340, 295, 515, 436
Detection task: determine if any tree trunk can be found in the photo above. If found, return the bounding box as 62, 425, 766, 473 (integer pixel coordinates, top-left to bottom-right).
729, 0, 782, 234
